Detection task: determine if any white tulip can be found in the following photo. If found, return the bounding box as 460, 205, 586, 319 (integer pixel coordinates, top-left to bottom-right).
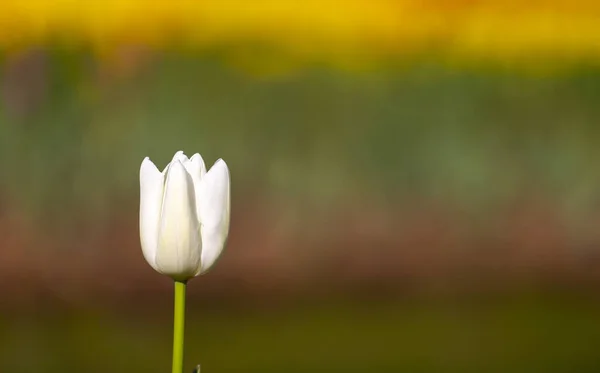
139, 151, 230, 281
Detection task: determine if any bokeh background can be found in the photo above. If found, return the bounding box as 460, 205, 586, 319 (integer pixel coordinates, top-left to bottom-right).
2, 1, 600, 372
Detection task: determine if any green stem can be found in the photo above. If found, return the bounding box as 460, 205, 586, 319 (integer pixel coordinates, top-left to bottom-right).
172, 280, 187, 373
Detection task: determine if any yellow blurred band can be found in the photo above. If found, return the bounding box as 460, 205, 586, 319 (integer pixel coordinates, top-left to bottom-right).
1, 0, 600, 70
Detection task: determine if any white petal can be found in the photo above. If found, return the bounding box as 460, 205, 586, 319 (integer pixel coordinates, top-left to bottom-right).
162, 151, 189, 174
196, 159, 230, 274
155, 160, 202, 280
186, 154, 208, 220
188, 153, 207, 179
139, 157, 165, 272
173, 150, 189, 163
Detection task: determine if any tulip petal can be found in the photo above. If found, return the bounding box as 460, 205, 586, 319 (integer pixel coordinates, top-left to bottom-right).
173, 150, 189, 163
197, 159, 230, 274
162, 150, 189, 174
188, 153, 207, 179
155, 160, 202, 280
186, 154, 207, 216
139, 157, 165, 272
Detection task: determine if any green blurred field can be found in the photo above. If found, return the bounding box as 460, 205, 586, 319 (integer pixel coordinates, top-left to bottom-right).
3, 53, 600, 221
2, 294, 600, 373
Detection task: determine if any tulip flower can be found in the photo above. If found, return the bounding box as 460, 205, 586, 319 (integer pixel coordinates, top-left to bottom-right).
139, 150, 230, 373
140, 150, 231, 280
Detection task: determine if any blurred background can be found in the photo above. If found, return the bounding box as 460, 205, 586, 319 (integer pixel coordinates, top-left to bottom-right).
2, 1, 600, 372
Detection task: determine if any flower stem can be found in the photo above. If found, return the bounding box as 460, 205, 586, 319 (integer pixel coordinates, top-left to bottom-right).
172, 280, 187, 373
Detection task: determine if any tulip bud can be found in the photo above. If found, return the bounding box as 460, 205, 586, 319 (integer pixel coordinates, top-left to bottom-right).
139, 151, 230, 280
